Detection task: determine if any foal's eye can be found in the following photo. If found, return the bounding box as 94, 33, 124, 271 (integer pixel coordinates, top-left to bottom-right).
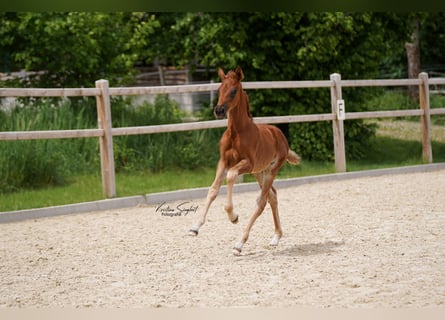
230, 88, 237, 99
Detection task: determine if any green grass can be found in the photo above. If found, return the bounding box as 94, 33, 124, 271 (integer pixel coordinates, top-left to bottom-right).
363, 89, 445, 125
0, 174, 103, 212
115, 167, 218, 195
349, 137, 445, 171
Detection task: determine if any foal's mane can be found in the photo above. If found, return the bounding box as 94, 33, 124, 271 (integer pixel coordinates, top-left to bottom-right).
242, 90, 253, 120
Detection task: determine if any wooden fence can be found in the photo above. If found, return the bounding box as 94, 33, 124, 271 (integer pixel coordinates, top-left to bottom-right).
1, 73, 445, 198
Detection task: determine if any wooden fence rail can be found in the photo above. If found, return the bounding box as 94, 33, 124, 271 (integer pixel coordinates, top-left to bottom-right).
1, 73, 445, 198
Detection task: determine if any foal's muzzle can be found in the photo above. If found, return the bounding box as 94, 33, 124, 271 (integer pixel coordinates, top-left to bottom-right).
214, 104, 228, 119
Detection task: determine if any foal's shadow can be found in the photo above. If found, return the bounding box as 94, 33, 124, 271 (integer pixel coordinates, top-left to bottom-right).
273, 240, 345, 257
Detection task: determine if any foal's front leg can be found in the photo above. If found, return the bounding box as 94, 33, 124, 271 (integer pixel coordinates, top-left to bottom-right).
189, 160, 226, 236
224, 159, 252, 224
254, 173, 282, 247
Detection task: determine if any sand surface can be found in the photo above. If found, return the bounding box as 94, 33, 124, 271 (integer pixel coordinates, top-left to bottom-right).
1, 170, 444, 307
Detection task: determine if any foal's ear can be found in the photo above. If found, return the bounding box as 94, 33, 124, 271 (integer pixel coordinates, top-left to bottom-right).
217, 68, 225, 81
235, 66, 244, 81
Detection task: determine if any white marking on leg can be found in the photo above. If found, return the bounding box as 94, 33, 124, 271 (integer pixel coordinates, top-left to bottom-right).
269, 234, 281, 246
233, 242, 244, 256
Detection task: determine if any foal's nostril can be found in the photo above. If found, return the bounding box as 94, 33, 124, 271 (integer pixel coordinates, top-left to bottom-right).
214, 105, 227, 119
214, 105, 226, 115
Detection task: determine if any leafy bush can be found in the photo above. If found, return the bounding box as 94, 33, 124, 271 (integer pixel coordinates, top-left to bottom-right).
0, 140, 68, 193
112, 95, 222, 172
267, 87, 377, 161
0, 99, 99, 193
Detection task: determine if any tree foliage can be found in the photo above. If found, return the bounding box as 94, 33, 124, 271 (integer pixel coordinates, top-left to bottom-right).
0, 12, 159, 87
419, 12, 445, 72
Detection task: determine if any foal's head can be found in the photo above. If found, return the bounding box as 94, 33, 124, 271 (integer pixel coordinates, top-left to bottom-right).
214, 66, 244, 119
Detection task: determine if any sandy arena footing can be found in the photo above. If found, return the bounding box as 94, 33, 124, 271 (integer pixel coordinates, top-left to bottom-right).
1, 170, 444, 307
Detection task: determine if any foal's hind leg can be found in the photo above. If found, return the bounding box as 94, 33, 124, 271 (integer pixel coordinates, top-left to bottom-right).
253, 173, 282, 247
268, 185, 282, 247
189, 160, 226, 236
233, 171, 275, 255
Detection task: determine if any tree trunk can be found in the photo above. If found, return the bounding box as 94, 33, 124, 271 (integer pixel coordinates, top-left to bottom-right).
405, 18, 420, 102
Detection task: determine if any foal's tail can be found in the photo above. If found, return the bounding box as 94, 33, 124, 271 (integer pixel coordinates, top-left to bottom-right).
287, 149, 301, 165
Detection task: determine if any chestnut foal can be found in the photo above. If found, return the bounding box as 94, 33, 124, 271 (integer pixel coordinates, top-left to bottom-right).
189, 66, 300, 255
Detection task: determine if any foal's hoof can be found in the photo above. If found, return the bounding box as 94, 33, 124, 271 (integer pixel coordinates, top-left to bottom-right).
232, 247, 242, 256
230, 215, 239, 224
188, 228, 199, 236
232, 242, 243, 256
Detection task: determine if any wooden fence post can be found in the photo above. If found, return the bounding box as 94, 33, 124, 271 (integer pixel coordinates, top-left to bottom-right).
330, 73, 346, 172
419, 72, 433, 163
95, 79, 116, 198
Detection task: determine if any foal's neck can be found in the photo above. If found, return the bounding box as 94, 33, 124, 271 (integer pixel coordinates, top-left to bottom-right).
227, 91, 254, 134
